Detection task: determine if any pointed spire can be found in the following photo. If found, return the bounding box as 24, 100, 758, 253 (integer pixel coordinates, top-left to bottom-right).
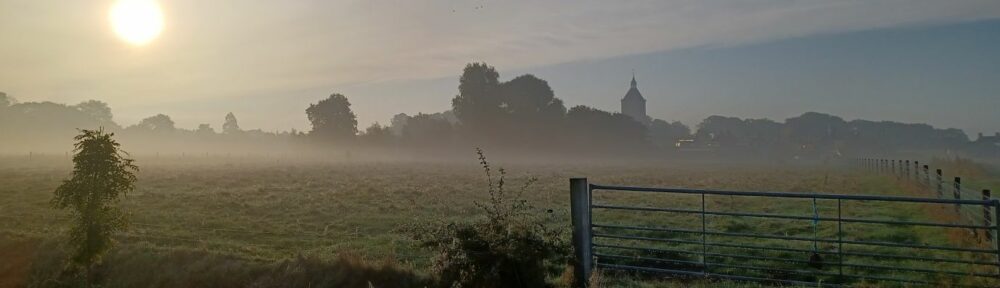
630, 70, 637, 88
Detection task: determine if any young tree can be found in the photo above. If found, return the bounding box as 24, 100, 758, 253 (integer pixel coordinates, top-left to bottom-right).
306, 93, 358, 141
52, 129, 138, 282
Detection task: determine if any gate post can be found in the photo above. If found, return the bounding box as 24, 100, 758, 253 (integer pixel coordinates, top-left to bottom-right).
984, 190, 993, 242
570, 178, 592, 287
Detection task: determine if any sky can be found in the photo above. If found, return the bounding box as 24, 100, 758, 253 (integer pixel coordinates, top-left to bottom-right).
1, 0, 999, 136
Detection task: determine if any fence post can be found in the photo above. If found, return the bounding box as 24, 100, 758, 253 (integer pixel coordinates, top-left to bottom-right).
993, 199, 1000, 277
905, 160, 910, 180
923, 165, 930, 186
985, 190, 993, 242
954, 177, 962, 214
892, 160, 896, 177
570, 178, 592, 287
936, 169, 943, 198
913, 161, 919, 180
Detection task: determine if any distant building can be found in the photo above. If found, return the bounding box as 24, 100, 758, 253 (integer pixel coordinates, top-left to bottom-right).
621, 73, 649, 124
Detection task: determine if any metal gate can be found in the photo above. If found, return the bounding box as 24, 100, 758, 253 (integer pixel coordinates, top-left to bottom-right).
569, 178, 1000, 287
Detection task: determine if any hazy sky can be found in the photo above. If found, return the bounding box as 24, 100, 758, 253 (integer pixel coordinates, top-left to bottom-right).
2, 0, 999, 135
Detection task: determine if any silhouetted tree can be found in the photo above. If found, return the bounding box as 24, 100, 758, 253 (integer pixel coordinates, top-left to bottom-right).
390, 113, 410, 136
223, 112, 241, 134
76, 100, 114, 125
452, 63, 503, 134
52, 129, 137, 284
498, 74, 566, 146
649, 119, 690, 148
0, 92, 13, 108
196, 123, 215, 135
784, 112, 848, 151
565, 105, 648, 152
134, 114, 176, 132
359, 123, 394, 145
499, 74, 565, 120
306, 93, 358, 141
402, 113, 454, 147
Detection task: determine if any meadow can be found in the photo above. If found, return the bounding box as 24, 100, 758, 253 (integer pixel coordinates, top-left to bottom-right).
0, 154, 997, 287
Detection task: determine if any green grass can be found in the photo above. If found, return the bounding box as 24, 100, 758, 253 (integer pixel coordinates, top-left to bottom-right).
1, 156, 998, 287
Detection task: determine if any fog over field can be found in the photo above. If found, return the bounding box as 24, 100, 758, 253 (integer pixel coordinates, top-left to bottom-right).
3, 1, 1000, 288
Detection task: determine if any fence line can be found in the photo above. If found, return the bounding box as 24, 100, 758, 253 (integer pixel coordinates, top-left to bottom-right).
852, 157, 994, 229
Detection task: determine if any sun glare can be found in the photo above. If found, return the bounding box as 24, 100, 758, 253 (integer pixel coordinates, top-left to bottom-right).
110, 0, 164, 46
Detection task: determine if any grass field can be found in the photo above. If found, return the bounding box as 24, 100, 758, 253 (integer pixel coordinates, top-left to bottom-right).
0, 155, 997, 287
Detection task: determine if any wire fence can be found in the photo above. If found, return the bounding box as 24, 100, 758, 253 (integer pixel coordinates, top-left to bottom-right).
854, 157, 994, 231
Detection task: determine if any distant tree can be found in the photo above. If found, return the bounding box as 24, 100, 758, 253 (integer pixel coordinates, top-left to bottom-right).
306, 93, 358, 141
360, 123, 394, 145
390, 113, 411, 136
0, 92, 14, 108
649, 119, 690, 148
51, 129, 137, 283
784, 112, 848, 148
402, 113, 454, 147
498, 74, 566, 145
196, 123, 215, 135
695, 115, 746, 144
222, 112, 241, 134
451, 63, 503, 132
134, 114, 175, 132
75, 100, 114, 124
499, 74, 565, 120
565, 105, 648, 152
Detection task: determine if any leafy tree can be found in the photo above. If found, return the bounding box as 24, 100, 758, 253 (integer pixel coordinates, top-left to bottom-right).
196, 123, 215, 135
134, 114, 176, 132
498, 74, 566, 146
0, 92, 14, 108
499, 75, 565, 119
359, 122, 394, 145
402, 113, 454, 147
389, 113, 411, 136
223, 112, 241, 134
51, 129, 138, 283
76, 100, 114, 125
649, 119, 690, 148
565, 105, 648, 152
306, 93, 358, 141
452, 63, 503, 132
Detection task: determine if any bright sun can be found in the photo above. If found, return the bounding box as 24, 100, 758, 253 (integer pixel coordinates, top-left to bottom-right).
110, 0, 164, 46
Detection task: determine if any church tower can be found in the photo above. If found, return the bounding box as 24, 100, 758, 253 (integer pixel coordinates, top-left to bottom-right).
621, 73, 648, 124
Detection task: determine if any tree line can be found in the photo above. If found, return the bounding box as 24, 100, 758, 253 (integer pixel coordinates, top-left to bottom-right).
0, 63, 984, 158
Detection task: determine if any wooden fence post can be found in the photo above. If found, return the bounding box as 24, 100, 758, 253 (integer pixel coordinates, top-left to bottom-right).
905, 160, 910, 180
923, 165, 930, 186
954, 177, 962, 214
913, 161, 919, 180
570, 178, 592, 287
936, 169, 943, 198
